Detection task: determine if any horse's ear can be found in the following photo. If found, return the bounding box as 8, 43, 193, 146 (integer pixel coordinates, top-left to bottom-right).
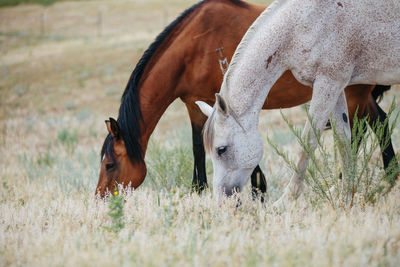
195, 101, 213, 117
105, 117, 121, 139
215, 93, 228, 115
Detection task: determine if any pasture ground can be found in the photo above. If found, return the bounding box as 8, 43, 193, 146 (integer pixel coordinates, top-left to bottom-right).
1, 0, 400, 265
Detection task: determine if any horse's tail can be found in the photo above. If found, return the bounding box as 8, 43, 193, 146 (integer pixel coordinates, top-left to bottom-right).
372, 85, 391, 103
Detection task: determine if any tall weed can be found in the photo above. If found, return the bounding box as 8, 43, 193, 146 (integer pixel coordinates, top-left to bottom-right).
268, 99, 399, 210
145, 129, 194, 192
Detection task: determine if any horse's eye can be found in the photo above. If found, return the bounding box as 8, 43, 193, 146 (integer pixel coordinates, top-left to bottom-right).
105, 162, 116, 171
217, 146, 228, 156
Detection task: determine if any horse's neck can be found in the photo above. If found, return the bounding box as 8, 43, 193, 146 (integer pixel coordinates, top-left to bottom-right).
133, 4, 201, 154
137, 63, 182, 153
222, 0, 292, 125
224, 61, 286, 128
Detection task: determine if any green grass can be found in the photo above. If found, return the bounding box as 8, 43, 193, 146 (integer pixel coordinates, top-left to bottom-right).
145, 128, 197, 192
105, 187, 125, 233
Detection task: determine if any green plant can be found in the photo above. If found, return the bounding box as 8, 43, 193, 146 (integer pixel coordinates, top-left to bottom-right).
268, 99, 399, 210
105, 187, 125, 233
64, 102, 76, 111
36, 150, 54, 167
75, 109, 92, 122
13, 84, 28, 96
145, 130, 193, 191
57, 128, 77, 155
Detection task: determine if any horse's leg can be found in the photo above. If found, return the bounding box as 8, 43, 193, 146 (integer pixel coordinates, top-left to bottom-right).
190, 123, 208, 191
250, 165, 267, 202
369, 101, 399, 186
274, 78, 350, 207
185, 103, 208, 192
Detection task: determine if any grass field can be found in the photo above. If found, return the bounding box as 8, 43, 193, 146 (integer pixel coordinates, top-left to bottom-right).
1, 0, 400, 266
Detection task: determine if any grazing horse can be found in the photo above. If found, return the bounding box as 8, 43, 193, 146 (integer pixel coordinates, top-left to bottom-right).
96, 0, 396, 198
196, 0, 400, 202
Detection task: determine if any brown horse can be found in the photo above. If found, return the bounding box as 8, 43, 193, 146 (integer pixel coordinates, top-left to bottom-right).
96, 0, 397, 197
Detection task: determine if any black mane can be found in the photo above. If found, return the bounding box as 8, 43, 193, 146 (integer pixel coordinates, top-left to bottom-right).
102, 0, 249, 163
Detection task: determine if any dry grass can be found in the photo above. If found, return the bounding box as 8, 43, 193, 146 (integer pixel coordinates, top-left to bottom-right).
1, 0, 400, 266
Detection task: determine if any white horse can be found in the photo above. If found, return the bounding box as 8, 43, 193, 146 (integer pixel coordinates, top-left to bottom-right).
196, 0, 400, 203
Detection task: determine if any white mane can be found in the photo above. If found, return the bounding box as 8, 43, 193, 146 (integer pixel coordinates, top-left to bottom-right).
224, 0, 288, 85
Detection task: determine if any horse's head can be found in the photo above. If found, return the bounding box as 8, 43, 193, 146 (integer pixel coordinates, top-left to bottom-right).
196, 94, 263, 200
96, 118, 147, 198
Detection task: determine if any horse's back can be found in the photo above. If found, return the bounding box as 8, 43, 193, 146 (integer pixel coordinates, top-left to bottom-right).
282, 0, 400, 85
